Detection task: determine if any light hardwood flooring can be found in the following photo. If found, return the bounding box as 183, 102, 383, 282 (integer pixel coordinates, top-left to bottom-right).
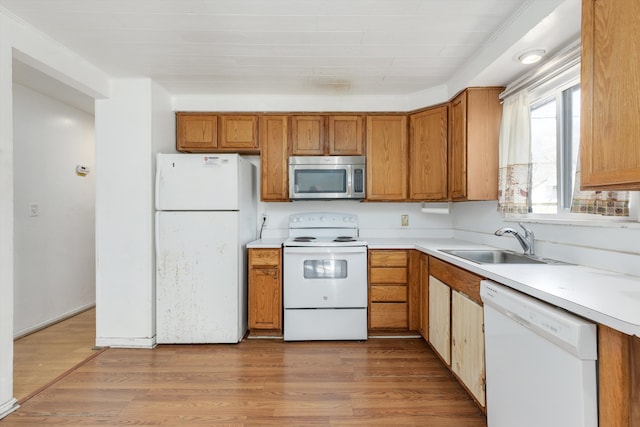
13, 307, 98, 402
6, 332, 487, 426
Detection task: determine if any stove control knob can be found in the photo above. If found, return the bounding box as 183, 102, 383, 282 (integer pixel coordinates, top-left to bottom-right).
319, 216, 326, 222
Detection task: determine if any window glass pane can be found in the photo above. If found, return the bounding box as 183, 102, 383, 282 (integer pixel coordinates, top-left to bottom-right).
570, 88, 581, 194
530, 98, 558, 214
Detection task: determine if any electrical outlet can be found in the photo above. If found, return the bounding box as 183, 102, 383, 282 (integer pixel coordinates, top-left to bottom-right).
29, 203, 39, 217
401, 214, 409, 227
261, 214, 268, 226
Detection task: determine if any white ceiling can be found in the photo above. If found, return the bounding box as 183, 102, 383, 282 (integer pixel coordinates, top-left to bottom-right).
1, 0, 580, 98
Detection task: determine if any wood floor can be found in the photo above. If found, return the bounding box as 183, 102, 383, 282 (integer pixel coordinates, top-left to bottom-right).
6, 331, 487, 426
13, 308, 99, 402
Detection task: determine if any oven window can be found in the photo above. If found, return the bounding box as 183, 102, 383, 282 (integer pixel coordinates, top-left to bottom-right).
303, 259, 348, 279
294, 169, 346, 193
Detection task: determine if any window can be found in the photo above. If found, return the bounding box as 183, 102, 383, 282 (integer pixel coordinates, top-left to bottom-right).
498, 42, 633, 220
529, 83, 581, 214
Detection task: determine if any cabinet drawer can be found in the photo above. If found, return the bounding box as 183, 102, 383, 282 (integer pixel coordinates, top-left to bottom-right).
370, 267, 407, 284
370, 250, 408, 267
370, 303, 408, 329
249, 249, 281, 266
371, 285, 407, 302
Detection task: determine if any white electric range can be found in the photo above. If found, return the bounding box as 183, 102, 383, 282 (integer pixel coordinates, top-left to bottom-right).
283, 212, 368, 341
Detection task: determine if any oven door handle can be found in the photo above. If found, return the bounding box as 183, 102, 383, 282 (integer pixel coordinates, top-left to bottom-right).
283, 246, 367, 255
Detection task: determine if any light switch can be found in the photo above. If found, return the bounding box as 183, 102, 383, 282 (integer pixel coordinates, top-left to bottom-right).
29, 203, 39, 217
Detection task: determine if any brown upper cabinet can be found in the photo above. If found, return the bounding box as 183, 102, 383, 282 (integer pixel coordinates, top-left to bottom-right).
290, 115, 326, 155
328, 115, 365, 155
580, 0, 640, 190
448, 87, 503, 201
366, 115, 408, 201
409, 105, 448, 201
219, 115, 259, 151
176, 113, 258, 153
290, 114, 365, 156
176, 113, 218, 152
259, 115, 289, 201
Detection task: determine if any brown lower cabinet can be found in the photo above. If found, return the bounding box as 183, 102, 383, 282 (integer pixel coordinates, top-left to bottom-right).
598, 325, 640, 427
427, 256, 486, 409
248, 248, 282, 336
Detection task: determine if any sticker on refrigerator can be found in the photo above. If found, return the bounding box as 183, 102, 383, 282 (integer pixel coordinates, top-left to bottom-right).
203, 156, 228, 166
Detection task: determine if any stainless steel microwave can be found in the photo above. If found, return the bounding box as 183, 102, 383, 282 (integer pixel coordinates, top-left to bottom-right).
289, 156, 366, 200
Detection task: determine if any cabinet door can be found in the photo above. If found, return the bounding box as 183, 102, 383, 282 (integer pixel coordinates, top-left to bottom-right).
465, 88, 501, 200
366, 115, 408, 200
428, 275, 451, 365
581, 0, 640, 190
448, 92, 467, 200
290, 115, 326, 155
176, 113, 218, 152
448, 88, 502, 201
328, 115, 365, 155
248, 267, 282, 330
451, 290, 485, 407
259, 115, 289, 201
248, 249, 282, 332
219, 115, 258, 150
409, 106, 448, 201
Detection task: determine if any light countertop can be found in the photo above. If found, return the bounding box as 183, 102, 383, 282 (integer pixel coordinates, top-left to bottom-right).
247, 237, 640, 336
416, 239, 640, 337
246, 238, 285, 249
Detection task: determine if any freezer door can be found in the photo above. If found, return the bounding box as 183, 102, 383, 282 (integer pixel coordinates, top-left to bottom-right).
156, 211, 244, 343
156, 153, 239, 211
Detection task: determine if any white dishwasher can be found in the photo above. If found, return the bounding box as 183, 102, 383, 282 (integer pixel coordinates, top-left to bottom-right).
480, 280, 598, 427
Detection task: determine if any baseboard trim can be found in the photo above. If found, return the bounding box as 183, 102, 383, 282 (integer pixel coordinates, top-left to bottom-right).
13, 302, 96, 340
0, 398, 18, 420
95, 336, 156, 349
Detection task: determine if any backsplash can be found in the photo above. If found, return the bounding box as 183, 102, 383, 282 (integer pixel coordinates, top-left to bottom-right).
259, 201, 454, 240
453, 201, 640, 278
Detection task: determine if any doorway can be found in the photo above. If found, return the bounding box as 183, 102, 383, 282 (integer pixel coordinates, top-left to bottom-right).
12, 60, 97, 400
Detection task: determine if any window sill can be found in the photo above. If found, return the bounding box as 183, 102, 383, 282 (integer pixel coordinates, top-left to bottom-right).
504, 214, 640, 229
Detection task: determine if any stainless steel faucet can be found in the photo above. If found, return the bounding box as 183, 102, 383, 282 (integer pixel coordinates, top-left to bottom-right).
495, 223, 535, 255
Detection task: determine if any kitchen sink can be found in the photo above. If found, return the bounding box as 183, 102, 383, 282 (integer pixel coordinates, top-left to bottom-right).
439, 249, 565, 265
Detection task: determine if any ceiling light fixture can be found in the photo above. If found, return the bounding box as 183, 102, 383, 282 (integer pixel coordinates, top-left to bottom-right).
518, 49, 546, 65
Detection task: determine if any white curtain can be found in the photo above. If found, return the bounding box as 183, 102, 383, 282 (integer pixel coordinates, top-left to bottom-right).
498, 91, 532, 214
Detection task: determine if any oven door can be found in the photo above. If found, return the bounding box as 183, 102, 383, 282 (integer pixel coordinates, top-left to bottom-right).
283, 246, 367, 309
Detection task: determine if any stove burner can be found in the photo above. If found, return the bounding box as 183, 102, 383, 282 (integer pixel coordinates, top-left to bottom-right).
334, 236, 357, 242
292, 236, 316, 242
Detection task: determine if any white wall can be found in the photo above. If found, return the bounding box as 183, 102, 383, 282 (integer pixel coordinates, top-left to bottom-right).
95, 78, 174, 348
258, 200, 453, 240
12, 83, 95, 337
0, 10, 17, 418
0, 7, 109, 418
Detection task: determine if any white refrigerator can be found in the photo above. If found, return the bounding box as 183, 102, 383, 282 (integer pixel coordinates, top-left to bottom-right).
155, 153, 256, 344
